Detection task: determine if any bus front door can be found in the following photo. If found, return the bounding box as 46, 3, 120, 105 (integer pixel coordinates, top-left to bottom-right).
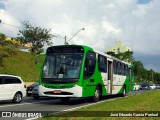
129, 68, 134, 91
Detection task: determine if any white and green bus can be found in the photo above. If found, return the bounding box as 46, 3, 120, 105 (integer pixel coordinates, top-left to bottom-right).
35, 45, 134, 102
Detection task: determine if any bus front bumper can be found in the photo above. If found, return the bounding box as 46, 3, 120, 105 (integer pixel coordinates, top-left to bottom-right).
39, 85, 83, 97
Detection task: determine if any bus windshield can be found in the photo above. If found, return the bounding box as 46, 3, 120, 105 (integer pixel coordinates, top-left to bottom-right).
42, 53, 83, 79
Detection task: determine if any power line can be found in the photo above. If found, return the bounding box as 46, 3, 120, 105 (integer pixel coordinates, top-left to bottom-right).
0, 19, 22, 29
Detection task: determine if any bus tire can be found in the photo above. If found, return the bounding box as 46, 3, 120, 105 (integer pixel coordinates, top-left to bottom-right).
91, 86, 101, 102
120, 86, 126, 97
61, 98, 70, 103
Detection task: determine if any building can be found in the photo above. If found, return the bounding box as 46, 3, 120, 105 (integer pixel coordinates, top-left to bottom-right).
106, 40, 131, 54
5, 37, 31, 48
4, 37, 31, 52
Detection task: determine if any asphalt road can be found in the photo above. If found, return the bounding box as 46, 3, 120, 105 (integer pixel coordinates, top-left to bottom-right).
0, 89, 158, 120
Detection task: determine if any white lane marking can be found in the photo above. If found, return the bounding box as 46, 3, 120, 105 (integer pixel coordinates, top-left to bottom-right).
55, 97, 124, 113
0, 99, 57, 108
25, 96, 125, 120
26, 116, 39, 120
26, 91, 154, 120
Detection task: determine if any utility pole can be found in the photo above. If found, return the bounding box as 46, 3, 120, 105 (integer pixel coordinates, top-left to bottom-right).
54, 35, 67, 45
64, 36, 68, 45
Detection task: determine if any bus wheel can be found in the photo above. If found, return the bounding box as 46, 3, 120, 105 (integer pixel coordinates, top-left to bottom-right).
91, 86, 101, 102
120, 86, 126, 97
33, 96, 39, 100
61, 98, 70, 103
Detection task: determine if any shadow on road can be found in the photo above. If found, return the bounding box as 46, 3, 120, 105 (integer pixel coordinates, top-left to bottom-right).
0, 89, 158, 106
34, 94, 122, 106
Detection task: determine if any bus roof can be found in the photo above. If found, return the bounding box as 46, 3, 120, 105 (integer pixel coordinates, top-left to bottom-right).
47, 44, 131, 65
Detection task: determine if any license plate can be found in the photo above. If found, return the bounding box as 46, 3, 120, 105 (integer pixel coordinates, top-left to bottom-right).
28, 91, 32, 93
54, 90, 61, 94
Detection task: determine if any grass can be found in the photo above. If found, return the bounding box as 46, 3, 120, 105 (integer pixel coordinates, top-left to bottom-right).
0, 45, 45, 82
40, 90, 160, 120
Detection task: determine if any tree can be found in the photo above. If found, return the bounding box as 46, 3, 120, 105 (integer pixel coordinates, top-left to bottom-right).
154, 72, 160, 83
133, 61, 144, 77
122, 51, 134, 63
106, 51, 116, 57
107, 51, 134, 63
0, 32, 6, 45
17, 21, 54, 54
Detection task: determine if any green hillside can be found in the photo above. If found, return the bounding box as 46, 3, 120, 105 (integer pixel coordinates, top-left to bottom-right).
0, 46, 44, 82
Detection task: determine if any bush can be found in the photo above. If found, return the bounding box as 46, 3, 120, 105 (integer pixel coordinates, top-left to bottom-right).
3, 47, 17, 57
0, 51, 9, 58
0, 52, 9, 66
0, 46, 18, 66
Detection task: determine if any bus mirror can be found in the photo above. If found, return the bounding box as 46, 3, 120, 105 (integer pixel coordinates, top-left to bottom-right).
35, 54, 46, 69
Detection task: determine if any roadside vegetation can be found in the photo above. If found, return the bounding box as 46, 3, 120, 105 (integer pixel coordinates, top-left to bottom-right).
0, 46, 42, 82
0, 25, 50, 82
40, 90, 160, 120
0, 32, 45, 82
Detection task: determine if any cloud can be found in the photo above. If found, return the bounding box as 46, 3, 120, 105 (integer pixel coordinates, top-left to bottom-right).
0, 0, 160, 71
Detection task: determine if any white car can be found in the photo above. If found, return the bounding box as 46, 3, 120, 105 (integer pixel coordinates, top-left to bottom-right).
149, 84, 156, 90
156, 84, 160, 89
0, 74, 26, 103
134, 83, 140, 91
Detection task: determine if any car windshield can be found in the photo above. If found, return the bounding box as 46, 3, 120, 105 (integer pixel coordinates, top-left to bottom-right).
150, 84, 154, 86
42, 53, 83, 79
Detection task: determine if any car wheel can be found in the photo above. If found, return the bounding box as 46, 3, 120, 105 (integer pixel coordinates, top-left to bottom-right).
27, 93, 31, 96
12, 92, 22, 103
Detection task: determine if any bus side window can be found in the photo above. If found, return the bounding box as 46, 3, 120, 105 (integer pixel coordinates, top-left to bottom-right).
126, 65, 129, 75
84, 51, 96, 78
124, 64, 126, 76
113, 60, 117, 74
98, 55, 107, 73
117, 62, 122, 75
122, 63, 125, 76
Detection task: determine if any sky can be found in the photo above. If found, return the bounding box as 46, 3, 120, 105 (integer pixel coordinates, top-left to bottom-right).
0, 0, 160, 72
